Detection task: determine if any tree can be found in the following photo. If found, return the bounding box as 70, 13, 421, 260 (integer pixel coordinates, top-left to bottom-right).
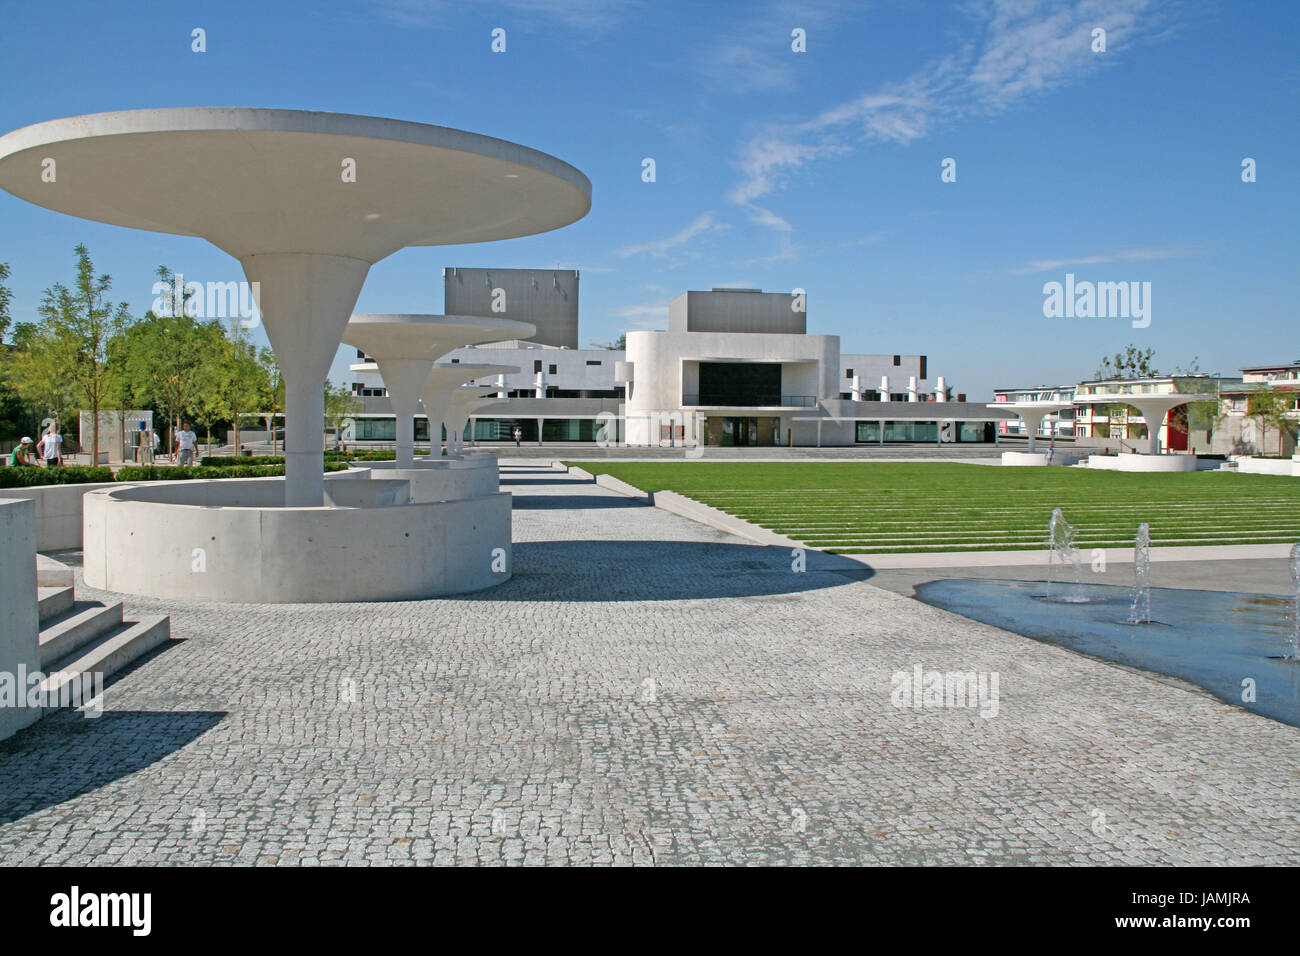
22, 246, 132, 463
1246, 389, 1294, 456
324, 380, 362, 450
611, 333, 627, 350
1094, 345, 1157, 380
257, 349, 284, 454
119, 268, 219, 458
6, 320, 78, 437
208, 319, 268, 455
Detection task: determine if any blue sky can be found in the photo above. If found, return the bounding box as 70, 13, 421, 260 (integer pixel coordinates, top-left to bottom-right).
1, 0, 1295, 399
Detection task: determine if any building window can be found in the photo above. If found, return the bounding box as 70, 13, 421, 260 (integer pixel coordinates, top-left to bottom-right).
548, 364, 557, 375
586, 360, 602, 366
450, 358, 459, 363
892, 355, 901, 366
845, 369, 853, 379
534, 360, 542, 373
920, 356, 927, 380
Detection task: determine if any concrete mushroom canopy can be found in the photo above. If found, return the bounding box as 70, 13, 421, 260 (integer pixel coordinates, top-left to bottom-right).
986, 402, 1073, 455
0, 108, 590, 505
422, 365, 520, 450
445, 386, 507, 454
342, 314, 535, 467
1114, 394, 1205, 455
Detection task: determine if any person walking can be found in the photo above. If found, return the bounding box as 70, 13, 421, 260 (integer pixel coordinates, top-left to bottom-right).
513, 426, 521, 448
38, 425, 62, 467
7, 437, 36, 467
176, 421, 198, 467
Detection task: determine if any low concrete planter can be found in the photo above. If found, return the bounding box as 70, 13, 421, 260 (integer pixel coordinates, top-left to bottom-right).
368, 455, 499, 502
1087, 454, 1199, 472
83, 478, 514, 603
0, 481, 119, 550
1001, 451, 1048, 466
1235, 456, 1300, 477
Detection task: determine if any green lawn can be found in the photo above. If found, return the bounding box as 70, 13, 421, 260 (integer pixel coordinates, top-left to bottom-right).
567, 461, 1300, 553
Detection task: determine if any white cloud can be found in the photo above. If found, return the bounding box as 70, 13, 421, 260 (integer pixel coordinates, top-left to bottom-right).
745, 204, 794, 233
616, 213, 729, 258
1010, 245, 1203, 275
730, 0, 1161, 221
616, 303, 670, 330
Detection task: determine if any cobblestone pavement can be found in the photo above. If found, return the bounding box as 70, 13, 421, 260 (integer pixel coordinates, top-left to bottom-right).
1, 463, 1297, 865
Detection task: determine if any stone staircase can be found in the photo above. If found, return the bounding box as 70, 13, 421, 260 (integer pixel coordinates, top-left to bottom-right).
35, 561, 170, 706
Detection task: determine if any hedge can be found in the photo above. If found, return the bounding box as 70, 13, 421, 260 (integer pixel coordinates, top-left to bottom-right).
0, 465, 115, 488
116, 462, 350, 481
200, 455, 285, 467
324, 449, 433, 461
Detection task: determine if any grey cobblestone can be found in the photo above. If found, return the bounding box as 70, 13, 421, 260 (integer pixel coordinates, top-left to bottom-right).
0, 462, 1297, 865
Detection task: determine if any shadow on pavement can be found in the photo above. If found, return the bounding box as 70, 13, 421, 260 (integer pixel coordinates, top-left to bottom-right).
482, 539, 874, 602
0, 709, 226, 826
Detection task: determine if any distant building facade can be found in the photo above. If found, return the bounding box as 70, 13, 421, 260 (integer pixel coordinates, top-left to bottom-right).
348, 279, 997, 447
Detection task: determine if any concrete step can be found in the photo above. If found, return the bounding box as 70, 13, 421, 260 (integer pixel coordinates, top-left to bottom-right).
38, 601, 124, 669
37, 586, 74, 623
36, 554, 75, 588
39, 615, 171, 708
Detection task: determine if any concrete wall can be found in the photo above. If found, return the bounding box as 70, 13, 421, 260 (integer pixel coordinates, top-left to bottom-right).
1236, 456, 1300, 477
0, 481, 119, 551
0, 469, 375, 551
0, 499, 42, 741
669, 290, 805, 335
83, 484, 514, 602
366, 455, 499, 501
444, 267, 579, 349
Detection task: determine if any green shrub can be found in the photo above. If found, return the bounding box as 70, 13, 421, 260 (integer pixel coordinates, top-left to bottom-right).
115, 462, 350, 481
0, 465, 115, 488
325, 448, 433, 461
199, 455, 285, 467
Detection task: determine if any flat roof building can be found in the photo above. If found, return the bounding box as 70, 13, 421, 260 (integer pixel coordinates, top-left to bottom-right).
349, 279, 995, 448
442, 267, 579, 349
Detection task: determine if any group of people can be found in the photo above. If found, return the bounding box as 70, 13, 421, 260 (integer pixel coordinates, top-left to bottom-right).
5, 422, 200, 467
135, 422, 198, 465
6, 426, 63, 467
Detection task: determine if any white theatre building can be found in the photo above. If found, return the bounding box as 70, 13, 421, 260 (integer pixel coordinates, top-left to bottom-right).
350, 278, 1000, 447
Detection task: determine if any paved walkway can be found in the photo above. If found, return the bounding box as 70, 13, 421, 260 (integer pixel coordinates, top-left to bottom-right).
1, 463, 1297, 865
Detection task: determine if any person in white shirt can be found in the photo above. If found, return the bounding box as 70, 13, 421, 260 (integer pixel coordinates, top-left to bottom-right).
176, 422, 198, 466
38, 426, 63, 467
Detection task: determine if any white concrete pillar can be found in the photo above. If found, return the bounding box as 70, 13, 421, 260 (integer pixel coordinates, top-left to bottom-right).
1021, 412, 1046, 454
496, 374, 507, 399
375, 358, 432, 469
934, 376, 947, 402
241, 253, 370, 506
880, 375, 891, 401
534, 370, 546, 399
850, 375, 862, 401
907, 376, 918, 402
536, 417, 544, 445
